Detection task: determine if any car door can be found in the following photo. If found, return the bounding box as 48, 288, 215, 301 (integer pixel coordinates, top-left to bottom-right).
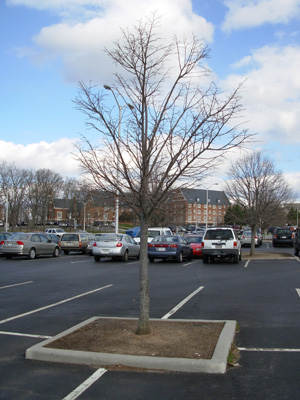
31, 234, 43, 255
39, 234, 54, 255
180, 236, 190, 257
128, 235, 139, 256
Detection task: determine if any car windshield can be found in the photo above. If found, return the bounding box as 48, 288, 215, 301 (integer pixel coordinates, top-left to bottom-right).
10, 234, 30, 240
97, 234, 123, 242
243, 231, 251, 237
135, 230, 161, 238
205, 230, 234, 240
185, 236, 203, 244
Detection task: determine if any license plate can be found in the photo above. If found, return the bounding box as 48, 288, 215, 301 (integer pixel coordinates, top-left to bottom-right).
67, 242, 74, 246
282, 236, 287, 239
101, 249, 110, 253
214, 244, 222, 248
157, 248, 166, 251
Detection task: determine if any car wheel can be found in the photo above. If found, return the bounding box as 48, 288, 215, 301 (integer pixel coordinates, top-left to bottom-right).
295, 248, 299, 257
187, 250, 192, 261
148, 257, 155, 263
136, 252, 140, 260
239, 250, 242, 261
94, 255, 101, 262
63, 250, 69, 255
233, 253, 239, 263
53, 247, 60, 257
273, 243, 277, 247
6, 255, 12, 259
122, 251, 129, 262
28, 248, 36, 260
176, 252, 183, 263
202, 255, 209, 264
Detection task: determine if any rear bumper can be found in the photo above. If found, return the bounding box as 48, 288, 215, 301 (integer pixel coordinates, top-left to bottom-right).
202, 249, 239, 258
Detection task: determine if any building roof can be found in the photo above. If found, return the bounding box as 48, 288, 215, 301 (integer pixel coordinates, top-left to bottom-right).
180, 188, 230, 206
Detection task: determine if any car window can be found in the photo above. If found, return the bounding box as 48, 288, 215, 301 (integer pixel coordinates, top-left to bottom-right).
205, 229, 234, 240
277, 229, 291, 235
10, 234, 30, 240
39, 235, 50, 243
98, 234, 123, 241
61, 234, 79, 241
185, 236, 203, 244
31, 235, 41, 243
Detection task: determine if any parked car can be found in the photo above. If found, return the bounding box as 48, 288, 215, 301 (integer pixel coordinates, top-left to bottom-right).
0, 232, 60, 259
240, 230, 262, 247
201, 227, 241, 263
59, 232, 91, 254
272, 227, 294, 247
45, 228, 66, 238
294, 228, 300, 256
184, 234, 203, 258
0, 232, 12, 255
44, 233, 61, 246
93, 233, 140, 262
134, 227, 173, 243
148, 235, 192, 263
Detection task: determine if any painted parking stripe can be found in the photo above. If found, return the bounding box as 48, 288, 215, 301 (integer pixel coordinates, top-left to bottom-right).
0, 284, 113, 325
62, 368, 107, 400
0, 281, 33, 290
161, 286, 204, 319
0, 330, 52, 339
239, 347, 300, 352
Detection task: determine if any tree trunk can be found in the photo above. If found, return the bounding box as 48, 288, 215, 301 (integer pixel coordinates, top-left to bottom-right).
136, 214, 151, 335
250, 225, 257, 256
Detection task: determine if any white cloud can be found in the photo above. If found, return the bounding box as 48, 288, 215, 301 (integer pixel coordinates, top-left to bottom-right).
220, 45, 300, 145
222, 0, 300, 33
13, 0, 214, 83
0, 138, 81, 177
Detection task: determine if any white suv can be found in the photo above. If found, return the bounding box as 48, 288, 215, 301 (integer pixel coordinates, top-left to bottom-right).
201, 227, 241, 263
45, 228, 66, 238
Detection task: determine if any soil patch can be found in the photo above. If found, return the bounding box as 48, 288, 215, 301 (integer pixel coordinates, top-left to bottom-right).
46, 318, 225, 360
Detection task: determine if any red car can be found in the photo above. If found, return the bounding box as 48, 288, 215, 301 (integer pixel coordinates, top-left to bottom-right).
184, 235, 203, 258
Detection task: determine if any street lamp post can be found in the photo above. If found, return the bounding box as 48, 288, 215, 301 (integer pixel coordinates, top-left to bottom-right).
80, 201, 86, 231
104, 85, 133, 235
205, 183, 219, 230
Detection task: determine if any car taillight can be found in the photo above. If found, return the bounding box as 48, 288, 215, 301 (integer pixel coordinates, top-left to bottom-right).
233, 241, 238, 248
16, 241, 24, 245
0, 240, 4, 245
116, 242, 123, 247
255, 236, 258, 239
201, 242, 205, 248
79, 241, 82, 247
93, 242, 97, 247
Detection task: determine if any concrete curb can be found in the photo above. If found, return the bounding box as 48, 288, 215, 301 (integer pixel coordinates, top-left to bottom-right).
26, 317, 236, 374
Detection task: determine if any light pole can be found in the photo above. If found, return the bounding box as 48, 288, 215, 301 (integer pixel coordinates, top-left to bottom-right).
5, 199, 8, 231
104, 84, 133, 234
205, 183, 219, 230
80, 201, 86, 231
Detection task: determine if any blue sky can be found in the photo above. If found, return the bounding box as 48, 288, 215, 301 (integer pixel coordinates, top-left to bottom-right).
1, 0, 300, 198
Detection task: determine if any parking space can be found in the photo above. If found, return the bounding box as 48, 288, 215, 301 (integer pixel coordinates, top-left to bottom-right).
1, 253, 300, 399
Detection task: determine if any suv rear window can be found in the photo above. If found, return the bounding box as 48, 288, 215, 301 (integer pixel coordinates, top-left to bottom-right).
61, 234, 79, 241
204, 229, 234, 240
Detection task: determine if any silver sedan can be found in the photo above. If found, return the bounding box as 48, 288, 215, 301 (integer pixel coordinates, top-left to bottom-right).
93, 233, 140, 262
0, 233, 60, 259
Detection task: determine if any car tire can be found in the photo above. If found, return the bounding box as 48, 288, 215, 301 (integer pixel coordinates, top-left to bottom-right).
94, 255, 101, 262
176, 252, 183, 263
53, 247, 60, 257
202, 254, 209, 264
187, 251, 192, 261
63, 250, 69, 255
28, 248, 36, 260
6, 255, 12, 259
122, 251, 129, 262
239, 250, 242, 261
295, 248, 299, 257
148, 257, 155, 263
136, 252, 140, 260
233, 253, 239, 263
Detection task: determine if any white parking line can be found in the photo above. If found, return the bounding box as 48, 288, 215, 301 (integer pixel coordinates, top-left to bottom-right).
0, 330, 52, 339
244, 260, 250, 268
62, 368, 107, 400
239, 347, 300, 352
70, 261, 90, 264
0, 281, 33, 290
161, 286, 204, 319
296, 288, 300, 297
0, 284, 113, 325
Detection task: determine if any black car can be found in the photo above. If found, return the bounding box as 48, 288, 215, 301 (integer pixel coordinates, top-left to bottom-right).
294, 228, 300, 256
272, 227, 293, 247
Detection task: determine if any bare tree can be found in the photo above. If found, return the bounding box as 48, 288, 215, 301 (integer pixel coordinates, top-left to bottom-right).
0, 161, 29, 228
225, 151, 293, 255
26, 169, 63, 229
74, 15, 251, 334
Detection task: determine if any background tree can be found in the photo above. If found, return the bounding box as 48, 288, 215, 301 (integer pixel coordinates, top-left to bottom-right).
74, 15, 251, 334
26, 169, 63, 229
225, 151, 293, 255
224, 204, 247, 226
0, 161, 29, 227
287, 207, 300, 227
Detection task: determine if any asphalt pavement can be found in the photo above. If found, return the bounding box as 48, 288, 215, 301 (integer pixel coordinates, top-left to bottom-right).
1, 242, 300, 399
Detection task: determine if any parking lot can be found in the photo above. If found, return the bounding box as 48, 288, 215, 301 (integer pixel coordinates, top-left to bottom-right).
1, 242, 300, 399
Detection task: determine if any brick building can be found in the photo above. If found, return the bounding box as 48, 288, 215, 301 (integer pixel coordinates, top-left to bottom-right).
168, 188, 230, 227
